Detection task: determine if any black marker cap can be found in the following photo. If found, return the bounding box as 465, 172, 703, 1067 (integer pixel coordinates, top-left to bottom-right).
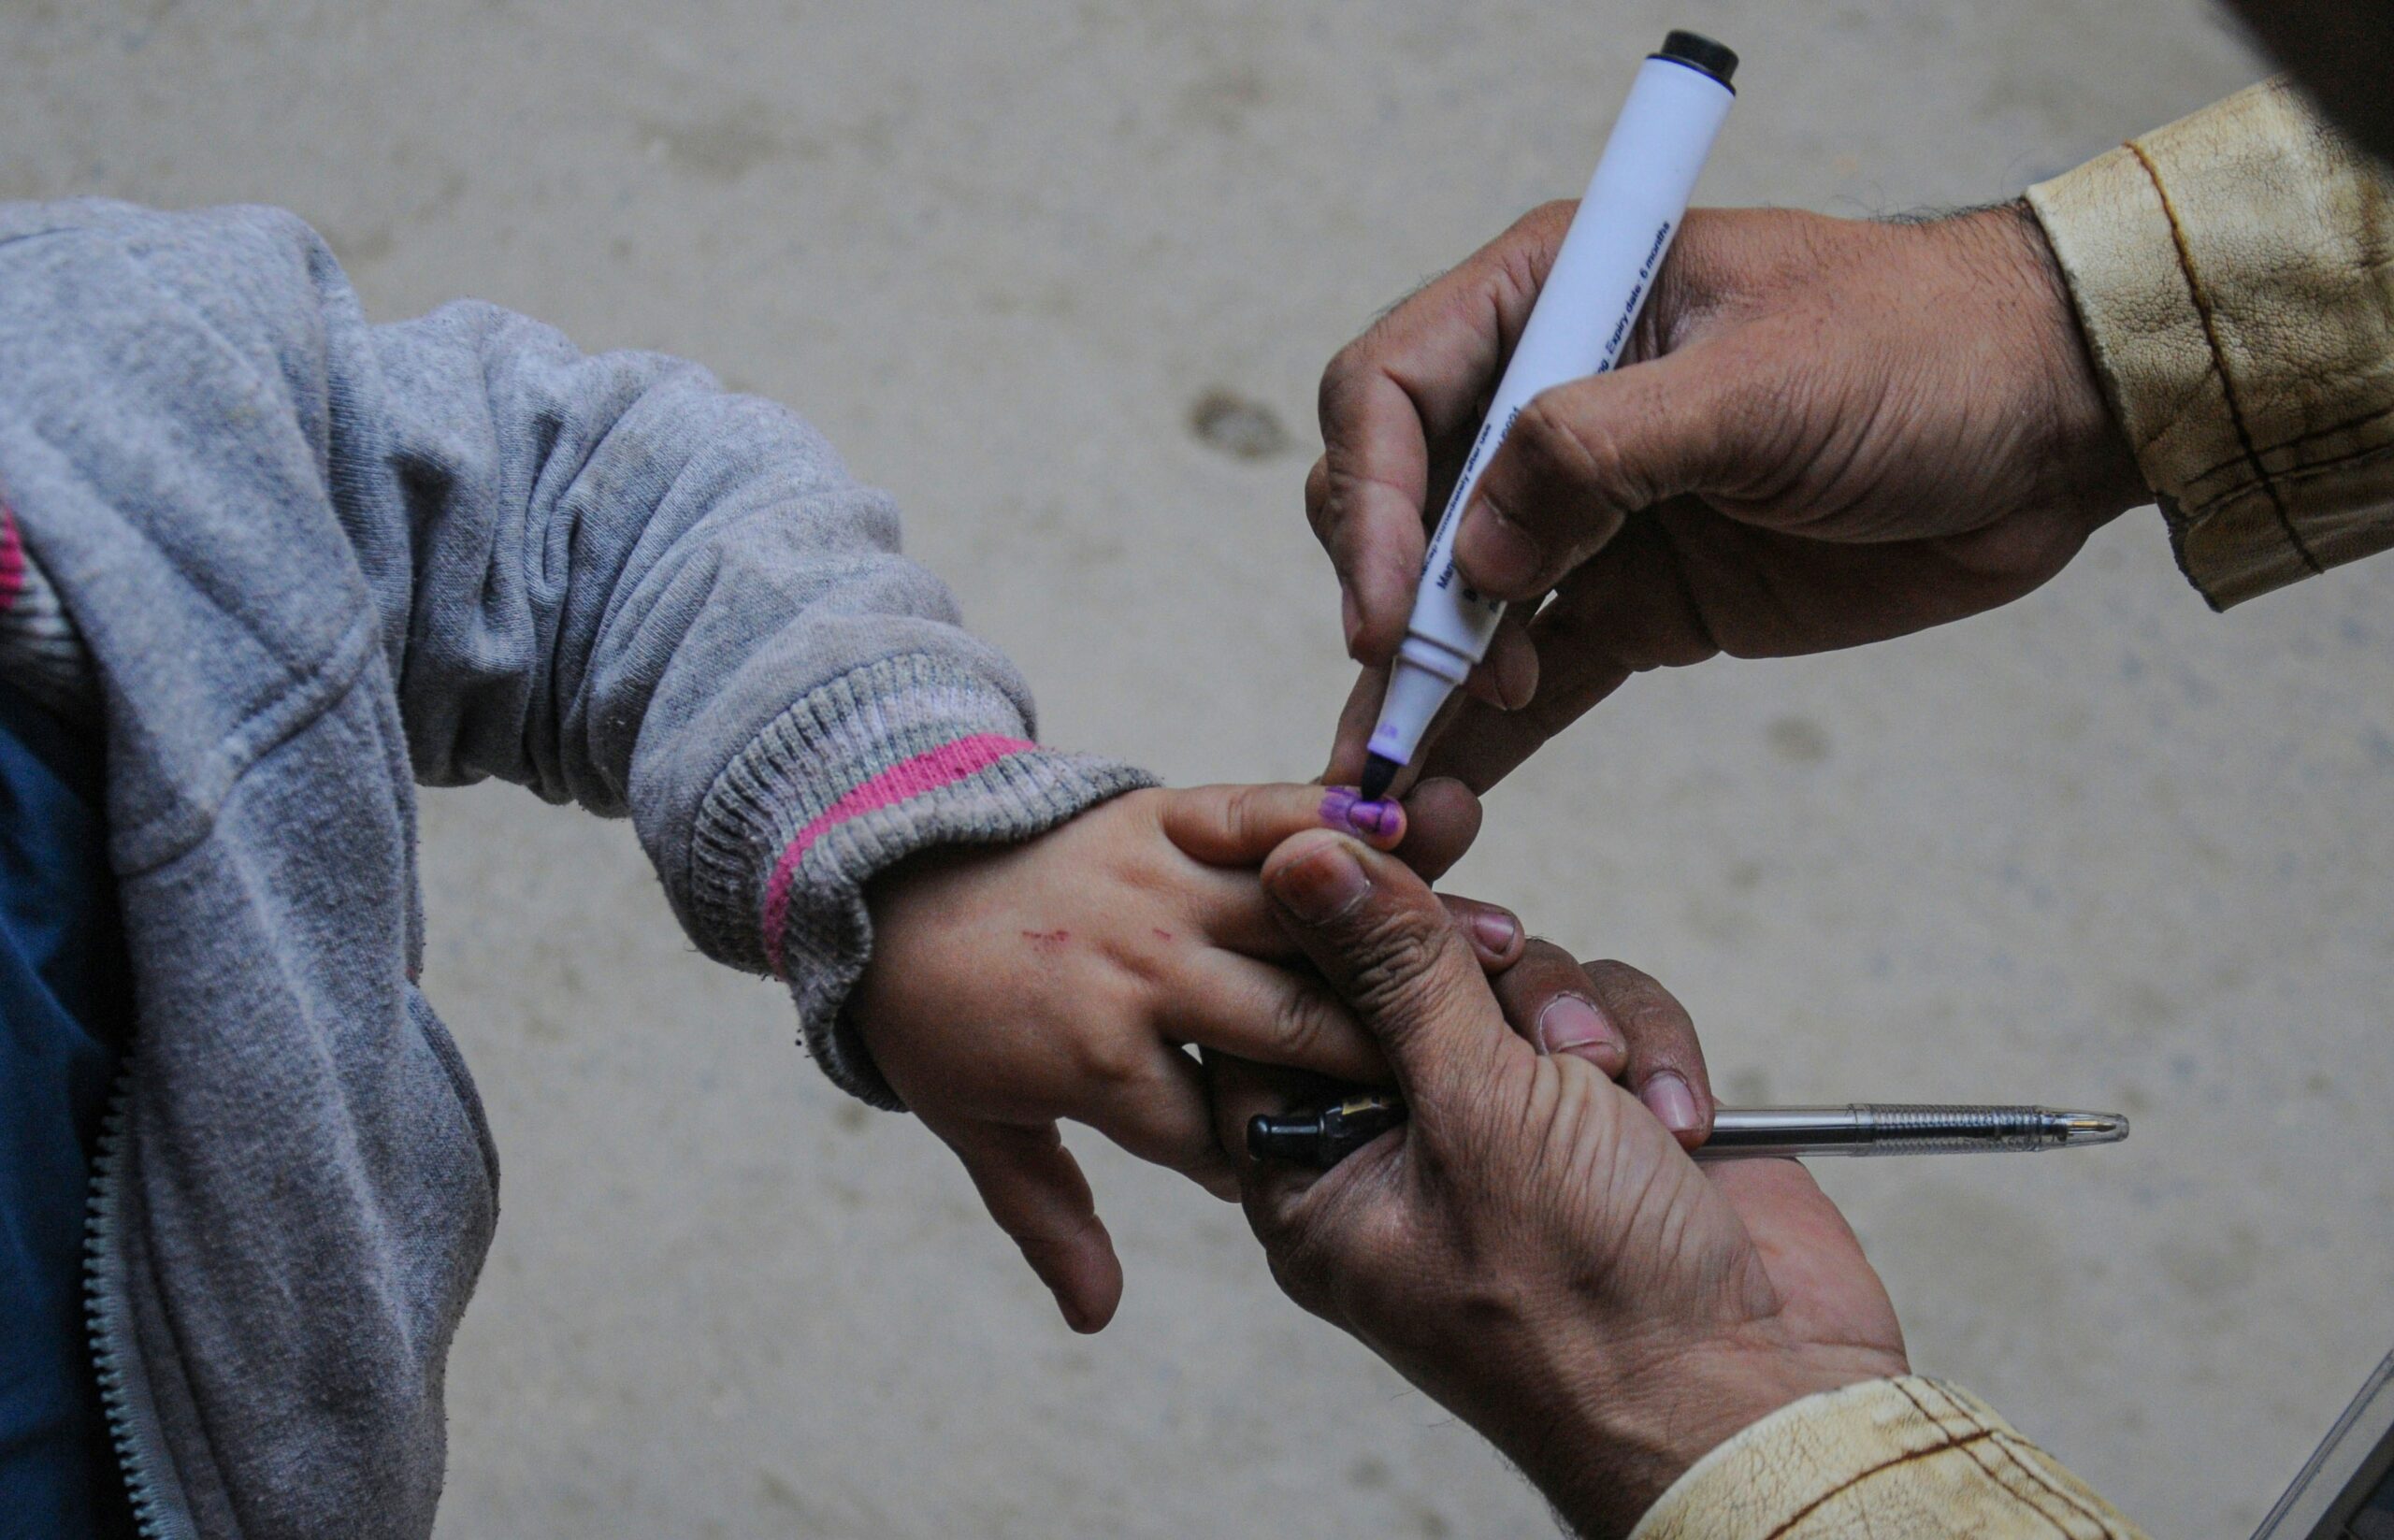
1654, 30, 1738, 90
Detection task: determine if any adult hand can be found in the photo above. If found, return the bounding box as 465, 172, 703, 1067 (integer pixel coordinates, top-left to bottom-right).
1216, 832, 1906, 1536
1316, 202, 2150, 791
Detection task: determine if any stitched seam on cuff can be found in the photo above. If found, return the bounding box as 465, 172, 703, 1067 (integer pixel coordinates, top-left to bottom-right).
1756, 1432, 1997, 1540
1989, 1432, 2127, 1540
2126, 137, 2324, 579
2177, 396, 2394, 492
1896, 1381, 2077, 1539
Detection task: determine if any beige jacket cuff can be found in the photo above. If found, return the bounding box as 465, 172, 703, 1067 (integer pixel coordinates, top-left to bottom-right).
2025, 79, 2394, 609
1629, 1377, 2146, 1540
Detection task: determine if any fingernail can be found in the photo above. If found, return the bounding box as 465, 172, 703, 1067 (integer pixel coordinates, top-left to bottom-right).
1341, 586, 1363, 655
1464, 501, 1543, 588
1642, 1072, 1699, 1134
1536, 994, 1619, 1058
1272, 841, 1373, 923
1321, 787, 1404, 841
1469, 908, 1520, 956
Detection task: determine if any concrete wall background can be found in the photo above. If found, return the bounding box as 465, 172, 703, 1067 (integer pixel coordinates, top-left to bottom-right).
8, 2, 2390, 1534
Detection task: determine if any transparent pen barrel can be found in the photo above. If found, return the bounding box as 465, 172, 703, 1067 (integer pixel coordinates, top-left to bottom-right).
1699, 1104, 2055, 1158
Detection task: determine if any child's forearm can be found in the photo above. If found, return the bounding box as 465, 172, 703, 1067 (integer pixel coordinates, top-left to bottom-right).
357, 295, 1155, 1098
0, 198, 1152, 1099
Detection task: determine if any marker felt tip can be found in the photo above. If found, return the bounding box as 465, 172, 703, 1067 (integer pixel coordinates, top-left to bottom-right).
1359, 31, 1738, 789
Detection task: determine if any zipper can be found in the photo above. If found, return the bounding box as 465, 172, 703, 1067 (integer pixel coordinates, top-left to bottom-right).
83, 1066, 197, 1540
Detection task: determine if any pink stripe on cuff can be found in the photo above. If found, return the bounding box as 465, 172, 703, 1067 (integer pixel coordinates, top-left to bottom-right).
759, 733, 1035, 976
0, 503, 23, 613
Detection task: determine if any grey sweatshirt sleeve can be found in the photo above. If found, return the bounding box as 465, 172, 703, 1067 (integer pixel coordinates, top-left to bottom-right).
358, 281, 1157, 1105
37, 200, 1154, 1104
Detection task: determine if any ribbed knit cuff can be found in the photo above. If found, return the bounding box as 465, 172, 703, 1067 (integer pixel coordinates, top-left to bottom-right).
686, 653, 1156, 1107
1630, 1377, 2145, 1540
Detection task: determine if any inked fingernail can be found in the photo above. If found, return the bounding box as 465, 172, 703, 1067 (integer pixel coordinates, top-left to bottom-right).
1469, 908, 1520, 956
1536, 994, 1619, 1058
1642, 1072, 1699, 1134
1321, 787, 1404, 842
1464, 501, 1544, 587
1273, 841, 1373, 923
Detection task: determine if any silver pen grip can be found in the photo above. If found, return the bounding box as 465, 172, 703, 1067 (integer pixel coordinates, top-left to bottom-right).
1853, 1103, 2050, 1156
1699, 1103, 2057, 1158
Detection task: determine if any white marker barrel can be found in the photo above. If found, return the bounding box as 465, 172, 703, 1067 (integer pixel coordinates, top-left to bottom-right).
1365, 35, 1737, 775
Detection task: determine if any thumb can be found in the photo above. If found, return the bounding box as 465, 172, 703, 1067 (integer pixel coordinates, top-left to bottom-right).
1157, 782, 1407, 868
1453, 342, 1760, 601
1259, 830, 1516, 1109
943, 1119, 1124, 1333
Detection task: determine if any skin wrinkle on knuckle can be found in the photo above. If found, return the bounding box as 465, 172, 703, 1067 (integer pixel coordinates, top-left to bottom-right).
1515, 402, 1635, 572
1266, 1210, 1379, 1322
1117, 831, 1191, 900
1320, 460, 1424, 551
1267, 983, 1339, 1071
1104, 925, 1175, 998
1494, 202, 1575, 309
1067, 1016, 1153, 1095
1214, 782, 1264, 851
1339, 907, 1466, 1026
1619, 997, 1691, 1060
1317, 343, 1371, 430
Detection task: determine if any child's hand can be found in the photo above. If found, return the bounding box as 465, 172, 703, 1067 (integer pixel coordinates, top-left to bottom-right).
853, 781, 1519, 1331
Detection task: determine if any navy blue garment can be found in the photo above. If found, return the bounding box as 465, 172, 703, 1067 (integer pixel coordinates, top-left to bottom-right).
0, 678, 135, 1540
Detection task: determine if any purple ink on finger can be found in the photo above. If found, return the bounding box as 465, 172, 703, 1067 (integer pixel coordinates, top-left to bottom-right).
1321, 787, 1403, 841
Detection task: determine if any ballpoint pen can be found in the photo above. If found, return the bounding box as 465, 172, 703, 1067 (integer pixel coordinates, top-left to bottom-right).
1246, 1093, 2130, 1169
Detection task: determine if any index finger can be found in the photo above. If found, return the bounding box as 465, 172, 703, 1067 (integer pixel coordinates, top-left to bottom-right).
1156, 782, 1407, 867
1315, 203, 1576, 664
1415, 512, 1719, 793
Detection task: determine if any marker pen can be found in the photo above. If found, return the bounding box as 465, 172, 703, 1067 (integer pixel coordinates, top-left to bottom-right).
1357, 31, 1738, 801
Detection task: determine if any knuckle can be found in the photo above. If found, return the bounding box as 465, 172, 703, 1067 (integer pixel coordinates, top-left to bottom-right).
1318, 342, 1376, 425
1262, 1234, 1339, 1320
1267, 986, 1337, 1066
1580, 957, 1648, 995
1071, 1028, 1152, 1093
1219, 782, 1267, 847
1112, 786, 1171, 840
1525, 197, 1576, 233
1011, 1225, 1079, 1264
1513, 936, 1580, 975
1341, 908, 1470, 1024
1586, 958, 1695, 1046
1521, 396, 1629, 508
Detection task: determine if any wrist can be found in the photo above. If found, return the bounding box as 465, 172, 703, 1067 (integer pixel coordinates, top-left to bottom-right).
1521, 1336, 1906, 1539
1969, 202, 2149, 534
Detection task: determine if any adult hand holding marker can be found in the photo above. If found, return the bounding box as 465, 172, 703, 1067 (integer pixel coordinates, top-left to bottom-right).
1347, 31, 1740, 799
1318, 35, 2141, 797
